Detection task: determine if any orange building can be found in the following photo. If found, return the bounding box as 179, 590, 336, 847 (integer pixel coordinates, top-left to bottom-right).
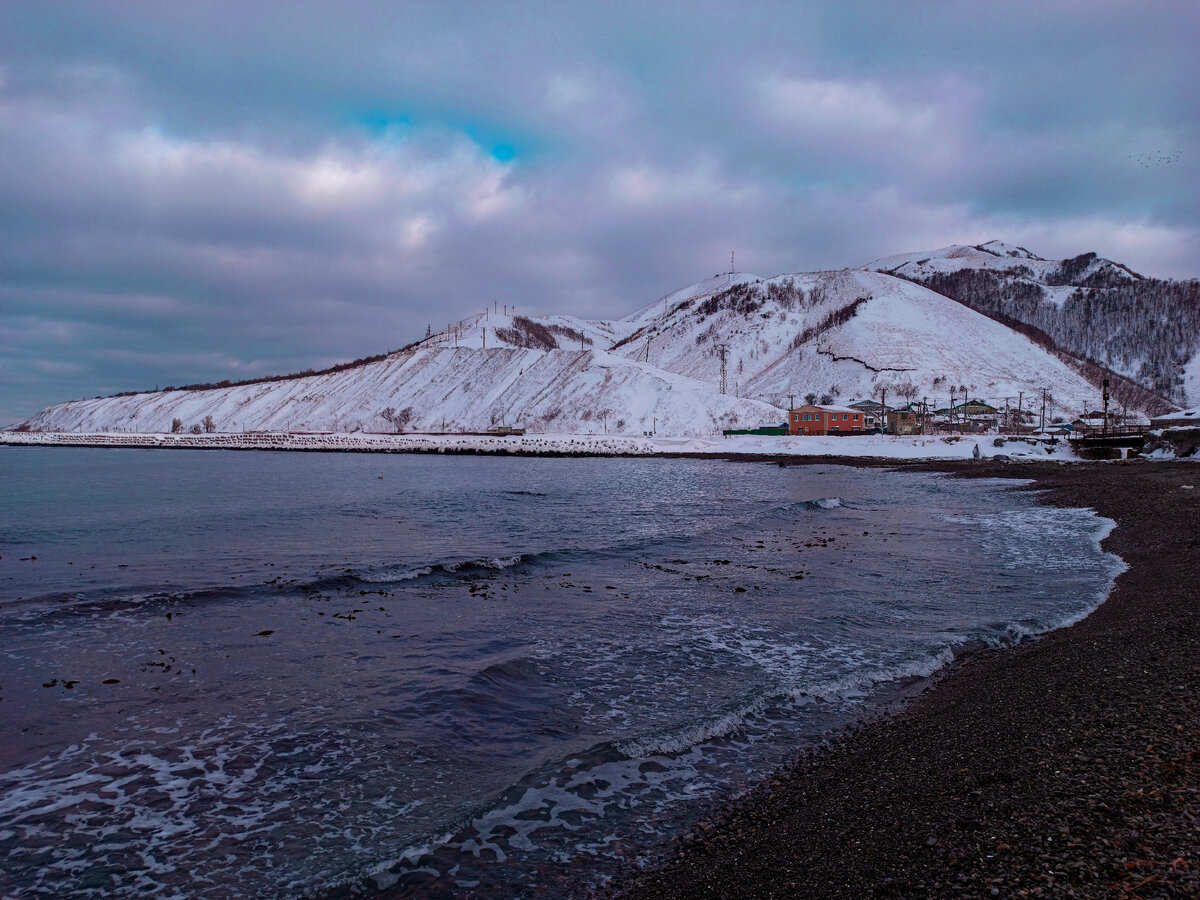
787, 404, 866, 436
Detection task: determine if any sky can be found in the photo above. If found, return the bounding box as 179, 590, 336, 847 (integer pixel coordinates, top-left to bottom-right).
2, 1, 1197, 424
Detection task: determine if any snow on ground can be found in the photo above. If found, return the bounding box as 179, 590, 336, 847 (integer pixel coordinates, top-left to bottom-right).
0, 430, 1080, 461
1182, 355, 1200, 408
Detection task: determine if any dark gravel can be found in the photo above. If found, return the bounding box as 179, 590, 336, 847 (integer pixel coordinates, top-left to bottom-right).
610, 459, 1199, 899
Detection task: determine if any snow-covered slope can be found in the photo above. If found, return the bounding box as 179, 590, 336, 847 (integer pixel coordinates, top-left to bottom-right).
21, 347, 781, 436
411, 310, 624, 352
608, 268, 1108, 414
621, 272, 766, 328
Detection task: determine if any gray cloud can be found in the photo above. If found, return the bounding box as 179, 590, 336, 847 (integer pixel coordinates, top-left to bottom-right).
2, 1, 1197, 422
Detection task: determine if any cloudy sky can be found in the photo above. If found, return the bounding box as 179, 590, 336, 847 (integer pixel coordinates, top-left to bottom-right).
2, 1, 1196, 423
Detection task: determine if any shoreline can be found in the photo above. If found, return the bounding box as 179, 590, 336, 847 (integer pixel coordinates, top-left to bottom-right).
0, 429, 1076, 463
610, 459, 1199, 898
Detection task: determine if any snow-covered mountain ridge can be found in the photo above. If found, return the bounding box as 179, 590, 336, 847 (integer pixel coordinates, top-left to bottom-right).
865, 241, 1198, 407
17, 246, 1180, 436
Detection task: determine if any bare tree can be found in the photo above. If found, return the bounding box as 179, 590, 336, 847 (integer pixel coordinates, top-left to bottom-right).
381, 406, 413, 433
804, 392, 818, 405
894, 380, 919, 404
190, 423, 202, 434
202, 415, 216, 433
171, 418, 183, 433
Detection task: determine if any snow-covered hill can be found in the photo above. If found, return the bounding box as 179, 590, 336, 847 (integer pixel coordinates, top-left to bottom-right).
17, 251, 1172, 436
606, 268, 1109, 414
19, 346, 781, 436
864, 241, 1195, 408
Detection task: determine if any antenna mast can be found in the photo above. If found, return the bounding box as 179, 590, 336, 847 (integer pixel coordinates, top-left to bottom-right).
716, 343, 729, 395
730, 250, 735, 274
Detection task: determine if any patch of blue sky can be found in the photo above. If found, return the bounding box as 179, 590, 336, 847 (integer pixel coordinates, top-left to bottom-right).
353, 111, 413, 134
351, 112, 525, 164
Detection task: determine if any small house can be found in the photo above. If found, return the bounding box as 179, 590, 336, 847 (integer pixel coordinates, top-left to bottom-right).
886, 406, 922, 435
1151, 407, 1200, 429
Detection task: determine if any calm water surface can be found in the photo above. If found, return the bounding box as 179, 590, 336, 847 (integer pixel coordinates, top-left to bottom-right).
0, 449, 1122, 897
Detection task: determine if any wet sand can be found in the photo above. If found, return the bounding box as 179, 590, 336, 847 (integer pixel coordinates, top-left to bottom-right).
612, 459, 1199, 898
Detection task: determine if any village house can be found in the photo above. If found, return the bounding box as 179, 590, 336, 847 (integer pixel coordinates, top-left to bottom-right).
1070, 415, 1108, 434
849, 399, 885, 415
848, 399, 884, 431
957, 399, 999, 416
787, 404, 866, 436
932, 399, 999, 434
885, 405, 922, 435
1150, 407, 1200, 429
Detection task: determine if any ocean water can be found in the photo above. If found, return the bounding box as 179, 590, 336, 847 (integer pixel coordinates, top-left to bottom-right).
0, 449, 1122, 898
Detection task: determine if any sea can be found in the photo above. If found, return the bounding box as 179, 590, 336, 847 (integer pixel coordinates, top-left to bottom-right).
0, 448, 1123, 898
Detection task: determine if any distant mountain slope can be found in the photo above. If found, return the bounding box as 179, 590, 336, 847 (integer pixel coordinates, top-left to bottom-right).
20, 347, 781, 436
865, 241, 1199, 407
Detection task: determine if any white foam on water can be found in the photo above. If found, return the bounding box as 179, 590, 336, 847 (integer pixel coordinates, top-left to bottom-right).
0, 713, 440, 899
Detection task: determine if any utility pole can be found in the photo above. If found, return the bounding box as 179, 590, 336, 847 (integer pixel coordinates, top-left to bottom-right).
1040, 388, 1047, 433
730, 250, 735, 274
1102, 378, 1110, 436
880, 387, 887, 434
482, 327, 486, 350
1004, 397, 1010, 433
921, 397, 928, 435
716, 343, 729, 395
1017, 391, 1023, 433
